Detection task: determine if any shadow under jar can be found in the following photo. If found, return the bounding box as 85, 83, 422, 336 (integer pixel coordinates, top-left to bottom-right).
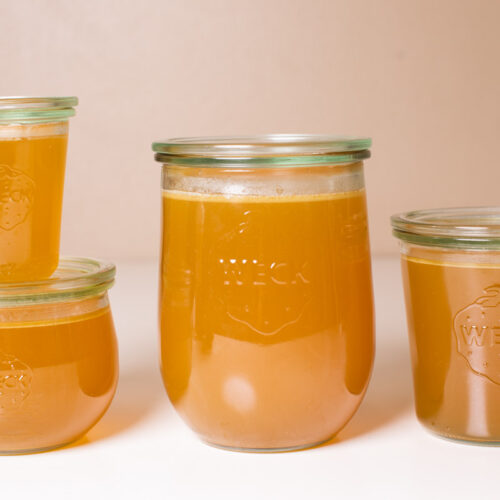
154, 135, 375, 451
392, 207, 500, 444
0, 97, 78, 282
0, 257, 118, 454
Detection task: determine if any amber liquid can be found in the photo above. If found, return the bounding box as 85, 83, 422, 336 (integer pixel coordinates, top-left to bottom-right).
160, 188, 374, 450
402, 252, 500, 442
0, 305, 118, 453
0, 123, 68, 281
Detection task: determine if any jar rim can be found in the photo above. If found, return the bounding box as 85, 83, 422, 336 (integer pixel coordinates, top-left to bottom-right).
0, 256, 115, 306
391, 207, 500, 249
153, 134, 371, 167
0, 96, 78, 124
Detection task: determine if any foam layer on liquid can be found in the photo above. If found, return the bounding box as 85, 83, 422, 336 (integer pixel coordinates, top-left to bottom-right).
162, 187, 365, 203
0, 306, 110, 329
403, 254, 500, 269
0, 122, 68, 140
162, 162, 365, 198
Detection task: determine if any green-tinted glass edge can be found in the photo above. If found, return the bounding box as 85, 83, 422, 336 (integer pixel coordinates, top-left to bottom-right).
0, 282, 114, 306
152, 135, 371, 167
0, 108, 76, 124
0, 96, 78, 124
154, 150, 370, 167
152, 135, 372, 154
0, 257, 115, 306
392, 229, 500, 250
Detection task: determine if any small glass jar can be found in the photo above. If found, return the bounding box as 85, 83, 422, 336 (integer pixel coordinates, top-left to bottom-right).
0, 97, 78, 282
392, 207, 500, 443
0, 257, 118, 454
154, 135, 375, 451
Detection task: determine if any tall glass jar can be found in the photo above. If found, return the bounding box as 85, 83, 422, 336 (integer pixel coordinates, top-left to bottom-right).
0, 97, 77, 282
392, 207, 500, 443
154, 135, 374, 451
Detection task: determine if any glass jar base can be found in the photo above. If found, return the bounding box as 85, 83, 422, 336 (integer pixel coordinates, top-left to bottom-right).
0, 438, 78, 455
423, 426, 500, 446
201, 436, 332, 453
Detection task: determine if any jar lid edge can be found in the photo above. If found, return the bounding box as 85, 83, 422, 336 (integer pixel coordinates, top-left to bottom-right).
153, 134, 371, 159
391, 207, 500, 249
0, 256, 115, 305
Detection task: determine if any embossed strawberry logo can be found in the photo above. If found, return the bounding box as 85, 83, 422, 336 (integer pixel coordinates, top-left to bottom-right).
214, 209, 313, 339
0, 164, 35, 231
454, 285, 500, 385
221, 258, 311, 336
0, 352, 32, 412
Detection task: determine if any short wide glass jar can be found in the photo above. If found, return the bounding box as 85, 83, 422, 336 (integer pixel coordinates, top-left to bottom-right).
0, 257, 118, 454
0, 97, 78, 282
392, 207, 500, 443
154, 135, 375, 451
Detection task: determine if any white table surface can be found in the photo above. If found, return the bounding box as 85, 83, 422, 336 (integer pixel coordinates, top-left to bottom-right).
2, 257, 498, 499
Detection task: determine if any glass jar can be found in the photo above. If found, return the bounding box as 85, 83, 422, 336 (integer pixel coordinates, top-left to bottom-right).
154, 135, 374, 451
392, 207, 500, 443
0, 97, 78, 282
0, 257, 118, 454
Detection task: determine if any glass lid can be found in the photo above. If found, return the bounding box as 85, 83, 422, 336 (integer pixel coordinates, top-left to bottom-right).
392, 207, 500, 249
0, 96, 78, 124
0, 257, 115, 305
153, 134, 371, 167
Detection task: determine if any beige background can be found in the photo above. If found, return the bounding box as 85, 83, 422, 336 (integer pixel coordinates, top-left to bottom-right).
1, 0, 500, 259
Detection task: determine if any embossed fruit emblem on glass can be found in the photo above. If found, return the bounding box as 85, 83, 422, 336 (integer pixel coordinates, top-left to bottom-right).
0, 352, 32, 413
0, 164, 35, 231
216, 210, 313, 338
454, 285, 500, 385
220, 257, 311, 336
